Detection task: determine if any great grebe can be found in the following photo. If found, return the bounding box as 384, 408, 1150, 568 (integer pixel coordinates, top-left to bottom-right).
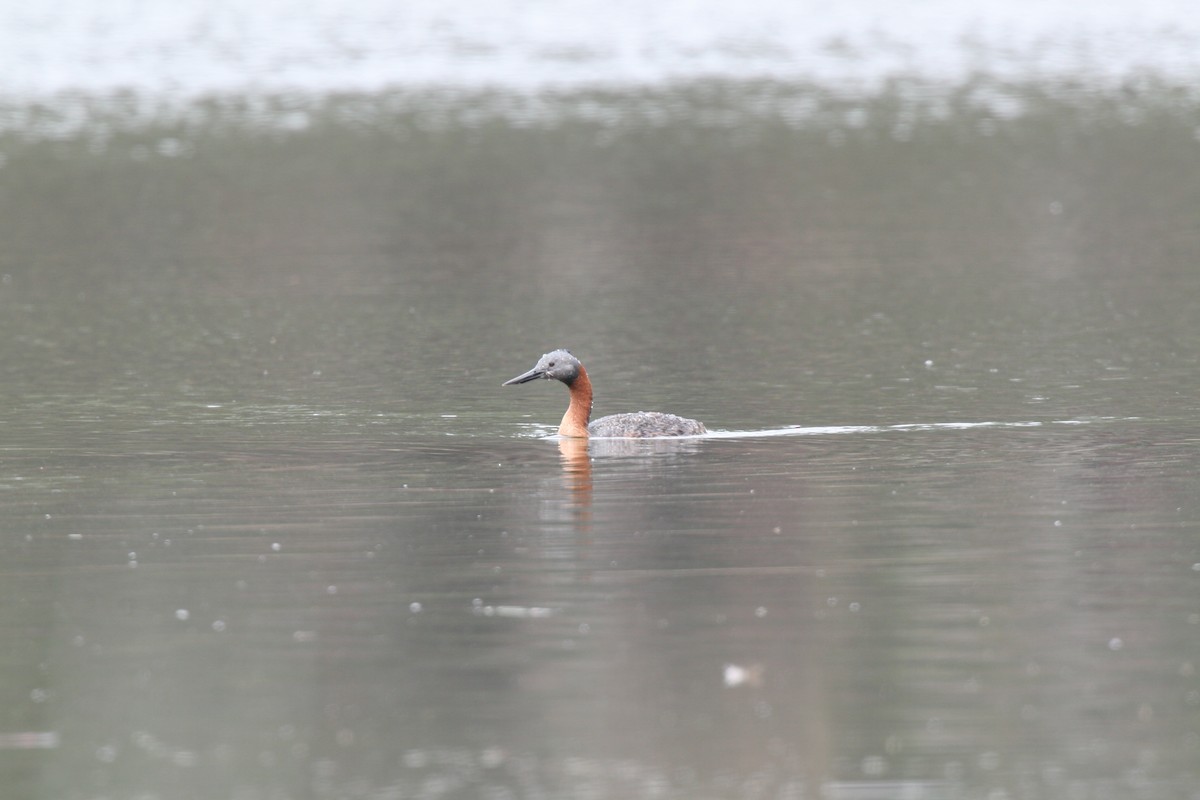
503, 349, 706, 438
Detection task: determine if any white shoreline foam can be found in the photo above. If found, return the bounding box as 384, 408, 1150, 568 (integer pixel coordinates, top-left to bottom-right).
3, 1, 1199, 100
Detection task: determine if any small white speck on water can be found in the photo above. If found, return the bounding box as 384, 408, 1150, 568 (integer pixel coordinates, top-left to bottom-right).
271, 542, 281, 552
175, 609, 190, 621
1108, 637, 1124, 651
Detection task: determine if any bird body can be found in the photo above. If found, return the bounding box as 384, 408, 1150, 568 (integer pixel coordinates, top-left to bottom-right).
503, 349, 706, 439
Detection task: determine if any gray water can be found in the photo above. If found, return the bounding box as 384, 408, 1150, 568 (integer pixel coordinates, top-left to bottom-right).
3, 24, 1200, 800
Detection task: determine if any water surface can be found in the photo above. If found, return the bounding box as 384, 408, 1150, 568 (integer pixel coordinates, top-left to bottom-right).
1, 10, 1200, 799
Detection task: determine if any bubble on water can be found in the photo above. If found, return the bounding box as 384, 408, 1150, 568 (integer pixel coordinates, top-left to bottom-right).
861, 755, 887, 776
1108, 637, 1124, 651
271, 542, 281, 552
480, 746, 504, 768
723, 663, 764, 688
409, 602, 422, 614
212, 620, 226, 632
156, 137, 186, 157
175, 609, 190, 621
755, 606, 768, 618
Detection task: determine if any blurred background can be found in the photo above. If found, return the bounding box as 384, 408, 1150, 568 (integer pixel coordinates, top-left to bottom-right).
1, 2, 1199, 799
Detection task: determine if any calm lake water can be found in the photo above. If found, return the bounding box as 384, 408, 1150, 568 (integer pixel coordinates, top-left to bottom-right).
3, 7, 1200, 799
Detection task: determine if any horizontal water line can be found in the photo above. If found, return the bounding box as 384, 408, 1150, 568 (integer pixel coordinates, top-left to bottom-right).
576, 416, 1136, 441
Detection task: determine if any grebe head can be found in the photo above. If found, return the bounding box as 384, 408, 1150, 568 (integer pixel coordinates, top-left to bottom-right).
502, 349, 582, 386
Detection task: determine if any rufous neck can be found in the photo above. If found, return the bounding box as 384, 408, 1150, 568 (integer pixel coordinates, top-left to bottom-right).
559, 365, 593, 438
